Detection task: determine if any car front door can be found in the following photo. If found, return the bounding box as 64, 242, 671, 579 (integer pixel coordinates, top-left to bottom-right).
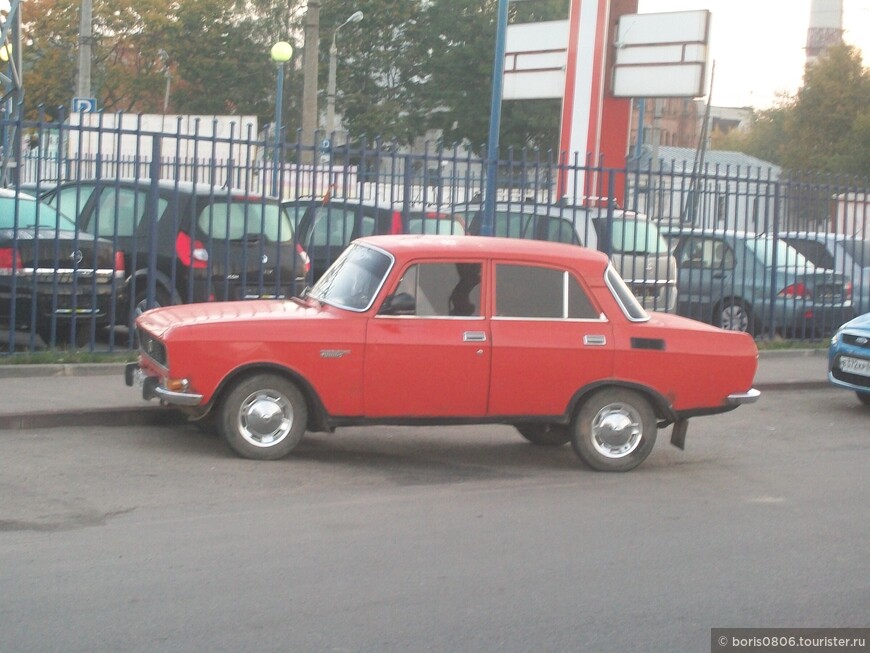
487, 262, 613, 416
673, 236, 736, 323
364, 260, 490, 417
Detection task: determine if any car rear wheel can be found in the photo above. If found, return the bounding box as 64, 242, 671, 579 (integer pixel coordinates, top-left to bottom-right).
857, 392, 870, 407
716, 299, 756, 334
571, 388, 657, 472
219, 373, 307, 460
515, 424, 570, 446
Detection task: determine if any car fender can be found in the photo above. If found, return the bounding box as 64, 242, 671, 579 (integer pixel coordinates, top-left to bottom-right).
126, 268, 183, 305
206, 360, 332, 433
567, 380, 678, 425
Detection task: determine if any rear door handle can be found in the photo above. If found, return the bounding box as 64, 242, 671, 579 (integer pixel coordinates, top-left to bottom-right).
463, 331, 487, 342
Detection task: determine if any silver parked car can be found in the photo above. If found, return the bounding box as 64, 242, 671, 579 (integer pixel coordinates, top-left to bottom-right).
781, 232, 870, 315
458, 202, 677, 313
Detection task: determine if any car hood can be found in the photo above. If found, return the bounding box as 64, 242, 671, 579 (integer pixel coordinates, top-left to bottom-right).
841, 310, 870, 331
137, 298, 321, 339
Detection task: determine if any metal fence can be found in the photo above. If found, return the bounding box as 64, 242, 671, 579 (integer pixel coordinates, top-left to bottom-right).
1, 111, 868, 354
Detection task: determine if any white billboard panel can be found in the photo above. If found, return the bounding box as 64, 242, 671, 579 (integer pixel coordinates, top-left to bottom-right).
503, 20, 569, 100
612, 64, 706, 98
612, 10, 710, 98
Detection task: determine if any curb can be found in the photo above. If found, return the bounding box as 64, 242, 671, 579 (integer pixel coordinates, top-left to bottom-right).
0, 363, 129, 379
0, 405, 185, 431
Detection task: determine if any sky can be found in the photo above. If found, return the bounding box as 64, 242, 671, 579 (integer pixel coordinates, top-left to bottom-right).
636, 0, 870, 109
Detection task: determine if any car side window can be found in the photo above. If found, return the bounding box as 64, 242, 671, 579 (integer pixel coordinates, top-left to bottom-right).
91, 187, 155, 238
52, 185, 95, 230
392, 262, 482, 317
547, 218, 581, 245
679, 237, 733, 269
310, 207, 356, 248
495, 264, 598, 319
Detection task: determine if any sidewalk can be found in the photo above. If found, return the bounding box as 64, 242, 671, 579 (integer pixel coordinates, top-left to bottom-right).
0, 350, 831, 431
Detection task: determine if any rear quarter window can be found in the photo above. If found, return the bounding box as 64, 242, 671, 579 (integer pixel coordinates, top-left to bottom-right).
198, 200, 294, 243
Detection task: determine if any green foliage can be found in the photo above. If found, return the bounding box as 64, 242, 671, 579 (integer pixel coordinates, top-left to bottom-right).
22, 0, 563, 149
714, 43, 870, 179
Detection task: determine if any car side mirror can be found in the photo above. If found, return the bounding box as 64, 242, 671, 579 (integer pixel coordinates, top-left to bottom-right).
379, 292, 416, 316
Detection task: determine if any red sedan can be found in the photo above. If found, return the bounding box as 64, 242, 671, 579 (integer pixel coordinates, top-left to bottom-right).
126, 235, 759, 471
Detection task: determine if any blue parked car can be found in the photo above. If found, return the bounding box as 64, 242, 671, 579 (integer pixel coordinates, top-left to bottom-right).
828, 311, 870, 406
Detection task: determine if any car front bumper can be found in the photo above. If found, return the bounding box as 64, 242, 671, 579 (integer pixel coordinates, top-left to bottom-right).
125, 362, 204, 406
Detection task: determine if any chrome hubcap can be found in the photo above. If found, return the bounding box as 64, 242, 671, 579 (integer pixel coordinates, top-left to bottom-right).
590, 403, 643, 458
721, 306, 748, 332
237, 390, 293, 447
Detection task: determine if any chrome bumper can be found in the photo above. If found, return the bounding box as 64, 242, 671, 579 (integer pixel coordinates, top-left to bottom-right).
726, 388, 761, 406
125, 362, 204, 407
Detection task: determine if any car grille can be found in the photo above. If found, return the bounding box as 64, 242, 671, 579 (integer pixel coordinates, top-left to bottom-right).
831, 367, 870, 390
139, 330, 167, 367
842, 334, 870, 350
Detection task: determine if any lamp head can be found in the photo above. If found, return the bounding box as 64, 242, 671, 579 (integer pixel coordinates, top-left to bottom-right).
270, 41, 293, 64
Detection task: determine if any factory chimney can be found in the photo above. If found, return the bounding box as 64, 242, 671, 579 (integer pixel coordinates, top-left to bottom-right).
806, 0, 843, 67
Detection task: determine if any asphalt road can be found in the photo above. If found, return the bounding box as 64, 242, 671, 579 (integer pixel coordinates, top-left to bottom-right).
1, 388, 868, 653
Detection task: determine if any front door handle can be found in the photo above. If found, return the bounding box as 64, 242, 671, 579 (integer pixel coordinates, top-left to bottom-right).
463, 331, 487, 342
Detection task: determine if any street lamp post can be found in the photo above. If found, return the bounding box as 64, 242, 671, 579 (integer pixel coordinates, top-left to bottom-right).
326, 10, 363, 141
270, 41, 293, 197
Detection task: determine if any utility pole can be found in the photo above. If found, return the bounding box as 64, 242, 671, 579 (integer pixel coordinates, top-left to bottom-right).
76, 0, 92, 99
301, 0, 320, 162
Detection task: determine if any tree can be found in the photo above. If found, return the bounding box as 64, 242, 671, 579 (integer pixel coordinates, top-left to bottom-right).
714, 43, 870, 179
21, 0, 302, 123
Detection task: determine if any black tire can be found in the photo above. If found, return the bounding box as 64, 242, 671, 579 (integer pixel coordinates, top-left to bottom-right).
571, 388, 657, 472
857, 392, 870, 407
129, 285, 171, 346
515, 424, 570, 446
715, 299, 756, 334
219, 373, 307, 460
131, 285, 171, 325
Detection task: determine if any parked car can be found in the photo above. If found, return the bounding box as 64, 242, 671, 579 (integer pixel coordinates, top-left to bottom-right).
0, 189, 124, 345
456, 202, 677, 312
284, 197, 465, 281
662, 228, 854, 337
828, 311, 870, 406
38, 179, 310, 328
125, 235, 759, 472
780, 232, 870, 314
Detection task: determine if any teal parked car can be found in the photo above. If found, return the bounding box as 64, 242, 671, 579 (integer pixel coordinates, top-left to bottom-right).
662, 228, 853, 338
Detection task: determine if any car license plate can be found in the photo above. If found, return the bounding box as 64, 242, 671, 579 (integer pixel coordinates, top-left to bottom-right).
840, 356, 870, 377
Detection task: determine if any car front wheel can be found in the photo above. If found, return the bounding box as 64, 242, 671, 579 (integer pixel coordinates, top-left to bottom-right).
858, 391, 870, 407
716, 299, 756, 334
219, 373, 308, 460
571, 388, 657, 472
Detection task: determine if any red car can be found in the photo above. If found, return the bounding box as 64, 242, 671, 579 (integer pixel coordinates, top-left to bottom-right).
126, 235, 759, 471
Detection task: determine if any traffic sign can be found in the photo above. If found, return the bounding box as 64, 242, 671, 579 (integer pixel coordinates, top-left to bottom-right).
72, 97, 97, 113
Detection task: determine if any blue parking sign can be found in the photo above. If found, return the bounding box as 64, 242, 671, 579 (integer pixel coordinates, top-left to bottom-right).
72, 97, 97, 113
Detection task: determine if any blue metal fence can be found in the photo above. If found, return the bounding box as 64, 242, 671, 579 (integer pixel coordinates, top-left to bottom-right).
1, 111, 868, 354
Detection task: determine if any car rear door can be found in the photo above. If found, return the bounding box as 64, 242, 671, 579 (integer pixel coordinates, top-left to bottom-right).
364, 259, 490, 417
488, 262, 613, 417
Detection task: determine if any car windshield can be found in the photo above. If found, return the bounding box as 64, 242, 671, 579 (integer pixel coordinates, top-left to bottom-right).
198, 199, 295, 243
842, 239, 870, 267
606, 218, 669, 255
0, 196, 78, 230
309, 242, 393, 311
407, 215, 466, 235
745, 237, 813, 268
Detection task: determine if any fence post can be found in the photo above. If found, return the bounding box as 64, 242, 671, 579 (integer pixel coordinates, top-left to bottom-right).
146, 135, 162, 310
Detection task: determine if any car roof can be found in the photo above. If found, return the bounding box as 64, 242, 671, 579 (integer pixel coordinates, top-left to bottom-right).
780, 231, 868, 243
660, 227, 760, 239
454, 202, 644, 219
356, 234, 610, 266
48, 179, 274, 199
